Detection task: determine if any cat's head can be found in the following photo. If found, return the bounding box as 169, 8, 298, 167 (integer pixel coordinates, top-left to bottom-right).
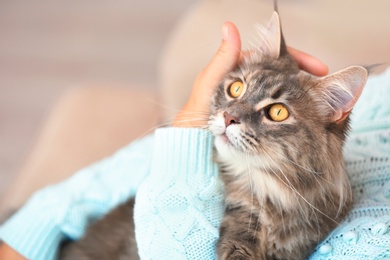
209, 12, 368, 173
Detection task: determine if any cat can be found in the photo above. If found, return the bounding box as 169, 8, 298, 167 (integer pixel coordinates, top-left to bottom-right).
60, 9, 368, 260
209, 11, 367, 260
60, 198, 139, 259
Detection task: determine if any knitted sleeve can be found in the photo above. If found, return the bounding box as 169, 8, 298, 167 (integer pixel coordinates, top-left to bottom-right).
134, 127, 224, 259
0, 135, 154, 260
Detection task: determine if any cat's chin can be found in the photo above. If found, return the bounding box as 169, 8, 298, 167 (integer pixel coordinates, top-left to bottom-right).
214, 134, 245, 157
214, 134, 262, 173
219, 133, 230, 144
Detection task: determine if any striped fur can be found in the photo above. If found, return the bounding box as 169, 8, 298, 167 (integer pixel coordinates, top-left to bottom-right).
210, 12, 367, 260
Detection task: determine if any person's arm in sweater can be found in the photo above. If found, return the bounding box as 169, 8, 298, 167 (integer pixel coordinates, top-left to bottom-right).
0, 135, 154, 260
134, 127, 223, 259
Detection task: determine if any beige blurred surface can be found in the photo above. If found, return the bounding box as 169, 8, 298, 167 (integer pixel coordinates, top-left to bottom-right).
1, 0, 390, 210
0, 0, 194, 200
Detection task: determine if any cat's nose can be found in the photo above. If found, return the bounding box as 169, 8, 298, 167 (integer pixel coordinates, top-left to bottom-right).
223, 111, 240, 127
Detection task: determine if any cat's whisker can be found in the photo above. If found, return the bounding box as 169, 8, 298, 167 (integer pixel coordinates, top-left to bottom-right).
267, 146, 339, 191
244, 152, 256, 234
171, 117, 211, 125
256, 156, 289, 236
260, 154, 307, 220
125, 121, 176, 143
254, 155, 298, 238
256, 150, 312, 216
141, 98, 212, 126
173, 109, 211, 116
239, 134, 258, 153
265, 157, 322, 238
262, 150, 339, 226
277, 194, 287, 237
274, 152, 343, 212
142, 97, 182, 114
218, 122, 341, 241
277, 160, 331, 212
128, 117, 212, 146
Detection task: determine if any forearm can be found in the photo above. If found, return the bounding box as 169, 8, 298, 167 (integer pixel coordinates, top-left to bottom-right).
134, 127, 224, 259
0, 243, 27, 260
0, 134, 154, 260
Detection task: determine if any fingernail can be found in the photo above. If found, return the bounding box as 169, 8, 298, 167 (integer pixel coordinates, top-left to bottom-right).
222, 23, 229, 41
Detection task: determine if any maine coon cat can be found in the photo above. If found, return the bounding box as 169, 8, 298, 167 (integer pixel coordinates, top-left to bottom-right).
60, 10, 368, 260
210, 11, 367, 260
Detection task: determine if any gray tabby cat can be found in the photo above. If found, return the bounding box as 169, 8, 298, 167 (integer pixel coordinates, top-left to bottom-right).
60, 198, 139, 259
210, 11, 367, 260
60, 10, 368, 260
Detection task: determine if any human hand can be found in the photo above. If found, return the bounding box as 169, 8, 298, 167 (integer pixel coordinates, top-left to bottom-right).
173, 22, 328, 128
0, 243, 27, 260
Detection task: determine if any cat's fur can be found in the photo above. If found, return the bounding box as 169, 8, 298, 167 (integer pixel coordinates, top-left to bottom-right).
60, 199, 139, 259
210, 12, 367, 260
60, 10, 368, 260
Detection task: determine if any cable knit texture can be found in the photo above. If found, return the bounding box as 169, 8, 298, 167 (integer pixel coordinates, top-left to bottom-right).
0, 69, 390, 259
134, 128, 224, 259
0, 135, 154, 259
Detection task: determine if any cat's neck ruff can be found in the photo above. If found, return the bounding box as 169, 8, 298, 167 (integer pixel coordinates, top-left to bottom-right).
215, 137, 299, 210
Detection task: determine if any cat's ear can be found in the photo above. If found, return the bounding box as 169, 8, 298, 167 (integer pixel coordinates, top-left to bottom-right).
258, 12, 288, 59
259, 12, 282, 59
316, 65, 368, 123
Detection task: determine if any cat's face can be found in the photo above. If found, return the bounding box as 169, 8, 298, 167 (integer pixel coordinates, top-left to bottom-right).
209, 56, 320, 169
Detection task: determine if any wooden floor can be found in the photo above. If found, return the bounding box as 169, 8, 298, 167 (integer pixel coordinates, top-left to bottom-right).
0, 0, 194, 197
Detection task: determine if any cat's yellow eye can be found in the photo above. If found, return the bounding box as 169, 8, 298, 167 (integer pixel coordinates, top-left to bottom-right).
268, 104, 289, 122
228, 81, 244, 98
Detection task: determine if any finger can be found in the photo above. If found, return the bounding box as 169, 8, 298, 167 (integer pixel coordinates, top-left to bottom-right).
287, 47, 329, 76
202, 22, 242, 88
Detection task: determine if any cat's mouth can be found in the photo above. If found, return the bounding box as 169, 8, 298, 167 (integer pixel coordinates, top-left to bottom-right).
215, 133, 235, 150
220, 133, 230, 143
217, 128, 243, 151
214, 124, 259, 154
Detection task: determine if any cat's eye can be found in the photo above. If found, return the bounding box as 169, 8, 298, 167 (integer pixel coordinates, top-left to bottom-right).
268, 104, 289, 122
228, 81, 244, 98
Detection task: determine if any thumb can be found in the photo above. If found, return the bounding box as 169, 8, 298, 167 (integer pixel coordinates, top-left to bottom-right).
202, 22, 242, 87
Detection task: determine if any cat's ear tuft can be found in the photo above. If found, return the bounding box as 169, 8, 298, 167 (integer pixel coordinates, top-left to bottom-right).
258, 11, 282, 59
316, 66, 368, 123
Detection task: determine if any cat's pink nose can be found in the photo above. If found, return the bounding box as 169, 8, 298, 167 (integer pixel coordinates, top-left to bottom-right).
224, 111, 240, 127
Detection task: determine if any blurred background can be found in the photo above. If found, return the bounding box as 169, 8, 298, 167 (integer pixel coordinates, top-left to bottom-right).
0, 0, 194, 199
1, 0, 390, 208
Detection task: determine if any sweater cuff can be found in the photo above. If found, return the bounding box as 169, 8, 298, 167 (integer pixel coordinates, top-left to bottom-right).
152, 127, 218, 183
134, 128, 224, 259
0, 197, 64, 260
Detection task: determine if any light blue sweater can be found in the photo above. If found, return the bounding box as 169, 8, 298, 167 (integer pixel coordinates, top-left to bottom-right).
1, 68, 390, 259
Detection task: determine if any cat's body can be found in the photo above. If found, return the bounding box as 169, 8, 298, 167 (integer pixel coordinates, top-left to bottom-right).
211, 53, 354, 259
209, 11, 367, 260
60, 199, 139, 260
60, 9, 368, 260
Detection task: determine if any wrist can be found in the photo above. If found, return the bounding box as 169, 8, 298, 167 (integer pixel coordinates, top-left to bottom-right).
173, 102, 209, 128
0, 243, 27, 260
